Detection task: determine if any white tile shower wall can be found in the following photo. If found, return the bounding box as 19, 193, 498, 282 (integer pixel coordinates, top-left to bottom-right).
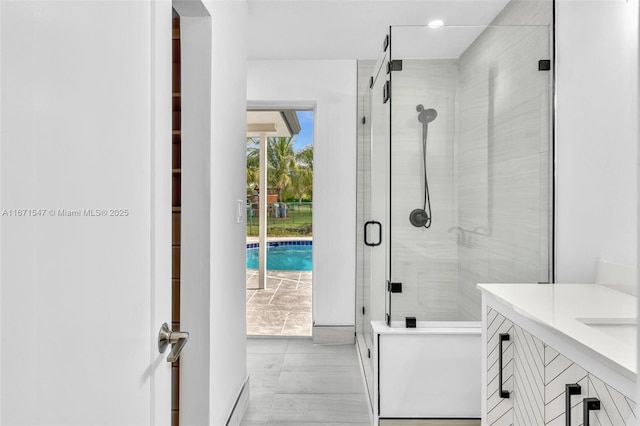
456, 1, 553, 320
389, 59, 460, 321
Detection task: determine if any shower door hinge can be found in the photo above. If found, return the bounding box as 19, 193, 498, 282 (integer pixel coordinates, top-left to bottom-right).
367, 348, 371, 358
369, 76, 374, 89
361, 116, 366, 125
383, 81, 390, 104
383, 34, 389, 52
387, 60, 403, 74
538, 59, 551, 71
362, 306, 366, 315
388, 282, 402, 293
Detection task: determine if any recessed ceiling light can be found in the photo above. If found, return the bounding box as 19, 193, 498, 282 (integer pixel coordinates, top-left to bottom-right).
428, 20, 444, 29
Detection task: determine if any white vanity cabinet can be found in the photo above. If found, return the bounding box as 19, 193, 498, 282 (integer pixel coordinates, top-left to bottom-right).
487, 309, 545, 426
486, 308, 514, 425
543, 347, 588, 426
480, 284, 637, 426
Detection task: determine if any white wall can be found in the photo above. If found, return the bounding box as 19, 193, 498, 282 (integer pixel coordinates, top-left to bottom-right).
205, 1, 249, 424
247, 60, 357, 326
176, 3, 214, 424
556, 1, 639, 283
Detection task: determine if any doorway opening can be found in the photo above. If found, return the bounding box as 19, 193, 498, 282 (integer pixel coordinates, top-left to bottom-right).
171, 14, 182, 426
245, 109, 314, 336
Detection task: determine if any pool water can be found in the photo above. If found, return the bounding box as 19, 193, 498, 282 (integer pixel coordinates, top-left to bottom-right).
246, 242, 312, 271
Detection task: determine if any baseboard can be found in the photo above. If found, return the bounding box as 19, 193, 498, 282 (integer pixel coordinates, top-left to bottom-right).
312, 325, 355, 344
226, 375, 250, 426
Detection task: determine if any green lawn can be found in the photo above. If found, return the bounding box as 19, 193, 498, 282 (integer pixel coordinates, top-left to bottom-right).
246, 203, 312, 237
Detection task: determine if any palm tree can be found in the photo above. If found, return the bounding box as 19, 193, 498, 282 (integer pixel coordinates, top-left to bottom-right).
290, 145, 313, 203
246, 136, 312, 202
266, 137, 297, 201
246, 137, 260, 191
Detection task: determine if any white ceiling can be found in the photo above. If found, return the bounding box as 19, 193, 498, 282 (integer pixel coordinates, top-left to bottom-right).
247, 0, 510, 60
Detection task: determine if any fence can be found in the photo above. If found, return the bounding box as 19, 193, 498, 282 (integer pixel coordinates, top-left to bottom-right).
246, 201, 312, 237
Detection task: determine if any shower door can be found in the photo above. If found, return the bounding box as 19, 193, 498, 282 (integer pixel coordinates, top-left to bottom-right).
385, 24, 553, 325
355, 50, 391, 408
369, 41, 392, 328
356, 47, 391, 344
356, 90, 374, 355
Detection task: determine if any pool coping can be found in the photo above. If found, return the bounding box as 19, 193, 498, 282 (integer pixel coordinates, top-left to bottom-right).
247, 241, 312, 249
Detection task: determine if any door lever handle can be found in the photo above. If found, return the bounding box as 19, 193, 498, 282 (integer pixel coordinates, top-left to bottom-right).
158, 322, 190, 362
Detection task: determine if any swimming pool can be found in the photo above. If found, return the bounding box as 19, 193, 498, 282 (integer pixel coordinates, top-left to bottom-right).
246, 241, 312, 271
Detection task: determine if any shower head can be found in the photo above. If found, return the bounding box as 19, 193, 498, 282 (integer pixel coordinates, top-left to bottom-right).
412, 104, 437, 229
416, 105, 437, 123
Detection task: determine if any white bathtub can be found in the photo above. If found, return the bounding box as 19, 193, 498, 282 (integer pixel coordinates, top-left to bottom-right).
369, 321, 482, 423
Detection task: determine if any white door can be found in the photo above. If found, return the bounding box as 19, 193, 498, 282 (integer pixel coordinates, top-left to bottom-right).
0, 1, 172, 424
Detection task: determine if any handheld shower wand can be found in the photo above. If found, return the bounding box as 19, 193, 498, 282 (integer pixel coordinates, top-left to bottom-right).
410, 104, 437, 228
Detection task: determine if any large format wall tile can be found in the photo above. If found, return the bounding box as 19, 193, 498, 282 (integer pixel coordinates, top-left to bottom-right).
389, 59, 460, 322
456, 7, 552, 320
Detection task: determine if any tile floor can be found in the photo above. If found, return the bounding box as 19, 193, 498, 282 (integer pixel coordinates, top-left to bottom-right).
379, 421, 480, 426
241, 337, 371, 426
246, 269, 312, 336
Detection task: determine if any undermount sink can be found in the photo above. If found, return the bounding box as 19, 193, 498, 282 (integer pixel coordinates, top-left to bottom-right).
577, 317, 637, 344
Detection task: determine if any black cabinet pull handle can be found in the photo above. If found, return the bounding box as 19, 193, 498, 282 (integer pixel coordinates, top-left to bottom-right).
499, 333, 510, 398
565, 384, 581, 426
364, 220, 382, 247
583, 397, 601, 426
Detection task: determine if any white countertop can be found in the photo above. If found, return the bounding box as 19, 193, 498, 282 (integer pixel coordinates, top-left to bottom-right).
478, 283, 637, 378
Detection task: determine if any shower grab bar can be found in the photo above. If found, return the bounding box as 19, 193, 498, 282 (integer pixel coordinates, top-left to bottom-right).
499, 333, 510, 398
364, 221, 382, 247
565, 384, 582, 426
583, 398, 601, 426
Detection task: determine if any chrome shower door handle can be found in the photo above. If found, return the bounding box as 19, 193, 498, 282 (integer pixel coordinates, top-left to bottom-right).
158, 322, 190, 362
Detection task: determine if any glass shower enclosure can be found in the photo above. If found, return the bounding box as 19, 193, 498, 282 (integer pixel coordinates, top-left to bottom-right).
356, 21, 553, 406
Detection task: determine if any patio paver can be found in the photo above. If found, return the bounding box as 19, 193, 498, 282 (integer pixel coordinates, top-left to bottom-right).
246, 269, 312, 336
